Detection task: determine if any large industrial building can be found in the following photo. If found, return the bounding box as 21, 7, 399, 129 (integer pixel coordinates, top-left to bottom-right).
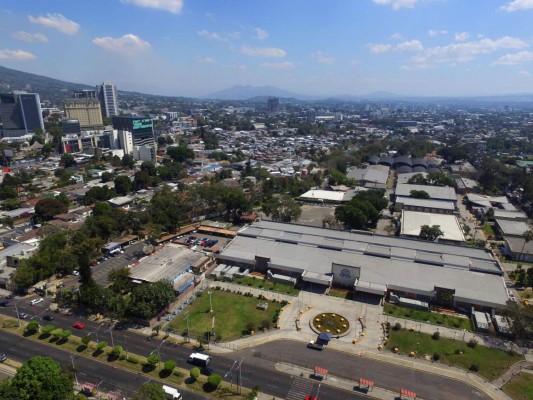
216, 221, 508, 311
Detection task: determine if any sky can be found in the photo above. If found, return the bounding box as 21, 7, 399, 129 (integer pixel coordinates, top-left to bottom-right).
1, 0, 533, 98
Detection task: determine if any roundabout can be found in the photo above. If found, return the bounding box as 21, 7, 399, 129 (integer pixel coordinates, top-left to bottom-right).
311, 312, 350, 336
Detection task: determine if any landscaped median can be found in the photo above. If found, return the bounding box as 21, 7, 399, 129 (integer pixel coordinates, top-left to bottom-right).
0, 315, 247, 399
385, 324, 523, 381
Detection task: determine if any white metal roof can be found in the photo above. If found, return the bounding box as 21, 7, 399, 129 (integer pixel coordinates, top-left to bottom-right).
400, 211, 465, 242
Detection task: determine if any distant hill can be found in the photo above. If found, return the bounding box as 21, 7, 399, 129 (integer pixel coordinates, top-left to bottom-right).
0, 65, 94, 105
204, 85, 314, 101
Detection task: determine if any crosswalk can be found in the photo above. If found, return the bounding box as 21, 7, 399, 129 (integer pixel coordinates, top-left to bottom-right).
285, 377, 315, 400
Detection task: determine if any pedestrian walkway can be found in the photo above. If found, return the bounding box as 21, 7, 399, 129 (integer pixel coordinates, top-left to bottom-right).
492, 360, 533, 388
285, 376, 316, 400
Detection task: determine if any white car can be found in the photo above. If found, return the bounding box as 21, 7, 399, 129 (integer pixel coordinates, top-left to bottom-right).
73, 270, 80, 276
30, 298, 44, 306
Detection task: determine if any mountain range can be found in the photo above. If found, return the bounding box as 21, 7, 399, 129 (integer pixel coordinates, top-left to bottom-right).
2, 65, 533, 104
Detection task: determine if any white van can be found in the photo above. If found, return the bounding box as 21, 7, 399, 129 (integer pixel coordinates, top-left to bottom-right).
162, 385, 182, 400
30, 298, 44, 306
188, 352, 212, 368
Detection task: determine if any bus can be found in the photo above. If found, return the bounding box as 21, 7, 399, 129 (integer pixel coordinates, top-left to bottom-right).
102, 242, 122, 257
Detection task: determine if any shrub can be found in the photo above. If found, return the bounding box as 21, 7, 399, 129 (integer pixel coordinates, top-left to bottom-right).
246, 321, 256, 333
469, 363, 479, 372
190, 367, 200, 381
467, 339, 478, 348
392, 322, 402, 331
25, 320, 39, 333
97, 341, 107, 350
81, 335, 91, 346
164, 360, 176, 372
432, 331, 440, 340
127, 356, 139, 364
111, 345, 123, 356
60, 330, 71, 340
207, 373, 222, 389
147, 353, 160, 365
42, 325, 55, 334
432, 352, 441, 361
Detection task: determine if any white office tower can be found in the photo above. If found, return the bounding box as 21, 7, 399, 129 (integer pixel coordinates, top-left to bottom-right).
96, 81, 119, 118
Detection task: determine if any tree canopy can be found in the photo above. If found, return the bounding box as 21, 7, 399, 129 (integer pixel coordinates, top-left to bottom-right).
35, 198, 67, 221
132, 383, 167, 400
419, 225, 444, 241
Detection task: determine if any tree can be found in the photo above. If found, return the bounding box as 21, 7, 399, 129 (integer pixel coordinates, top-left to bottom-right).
41, 325, 55, 335
163, 360, 176, 372
132, 383, 166, 400
97, 341, 108, 351
147, 353, 160, 366
41, 143, 53, 158
25, 320, 39, 333
4, 356, 74, 400
519, 229, 533, 262
81, 335, 91, 347
121, 154, 136, 169
114, 175, 132, 195
34, 198, 67, 221
504, 302, 533, 339
419, 225, 444, 241
410, 190, 430, 199
60, 153, 76, 168
140, 161, 157, 176
207, 373, 222, 389
60, 330, 71, 340
108, 268, 132, 294
101, 171, 113, 183
111, 345, 123, 356
262, 195, 302, 223
527, 267, 533, 289
167, 145, 194, 163
189, 367, 200, 381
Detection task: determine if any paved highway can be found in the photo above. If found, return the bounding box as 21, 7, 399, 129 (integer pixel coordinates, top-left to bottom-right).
0, 330, 207, 400
0, 300, 489, 400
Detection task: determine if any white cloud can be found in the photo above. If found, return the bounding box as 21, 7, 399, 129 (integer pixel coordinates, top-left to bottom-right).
501, 0, 533, 12
454, 32, 470, 42
92, 34, 151, 55
390, 33, 403, 40
121, 0, 184, 14
12, 31, 48, 43
428, 30, 448, 37
0, 49, 36, 60
369, 43, 393, 54
196, 56, 216, 64
315, 51, 334, 64
396, 40, 423, 52
221, 64, 247, 71
240, 45, 286, 58
494, 50, 533, 65
413, 36, 528, 64
197, 30, 240, 43
400, 63, 430, 70
28, 13, 79, 35
372, 0, 419, 10
519, 70, 531, 77
261, 61, 295, 70
253, 28, 269, 40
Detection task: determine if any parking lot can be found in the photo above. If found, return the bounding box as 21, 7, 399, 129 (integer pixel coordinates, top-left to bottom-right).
91, 241, 146, 286
173, 232, 231, 251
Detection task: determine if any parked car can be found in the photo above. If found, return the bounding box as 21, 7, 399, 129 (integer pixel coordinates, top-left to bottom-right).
0, 300, 9, 307
307, 340, 324, 350
30, 298, 44, 306
0, 354, 6, 362
72, 322, 86, 329
18, 312, 28, 319
43, 315, 54, 321
73, 271, 80, 276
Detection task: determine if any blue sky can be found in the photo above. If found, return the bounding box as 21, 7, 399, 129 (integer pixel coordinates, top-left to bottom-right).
1, 0, 533, 97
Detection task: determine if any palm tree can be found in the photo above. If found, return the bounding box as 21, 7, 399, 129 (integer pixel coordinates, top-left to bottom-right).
519, 229, 533, 261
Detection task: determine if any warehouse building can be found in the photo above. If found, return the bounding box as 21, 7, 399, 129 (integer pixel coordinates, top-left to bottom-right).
400, 211, 465, 243
216, 221, 508, 311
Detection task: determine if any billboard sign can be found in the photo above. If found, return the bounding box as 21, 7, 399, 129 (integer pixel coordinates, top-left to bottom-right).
132, 118, 153, 130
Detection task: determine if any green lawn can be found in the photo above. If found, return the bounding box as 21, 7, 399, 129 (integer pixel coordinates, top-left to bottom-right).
383, 303, 473, 331
327, 288, 354, 300
482, 224, 495, 236
230, 276, 300, 296
168, 290, 283, 340
503, 372, 533, 400
387, 329, 523, 381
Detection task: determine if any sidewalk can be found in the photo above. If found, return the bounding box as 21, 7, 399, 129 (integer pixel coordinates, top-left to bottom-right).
276, 362, 420, 400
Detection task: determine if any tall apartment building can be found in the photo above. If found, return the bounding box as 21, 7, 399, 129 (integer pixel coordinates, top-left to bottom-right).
267, 97, 280, 113
97, 81, 118, 118
112, 116, 155, 147
0, 92, 44, 138
64, 99, 103, 129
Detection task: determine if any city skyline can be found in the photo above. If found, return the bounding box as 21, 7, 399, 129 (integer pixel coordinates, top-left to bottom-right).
1, 0, 533, 98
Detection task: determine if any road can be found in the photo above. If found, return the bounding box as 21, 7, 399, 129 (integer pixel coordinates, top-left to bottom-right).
0, 304, 368, 400
0, 300, 489, 400
0, 330, 207, 400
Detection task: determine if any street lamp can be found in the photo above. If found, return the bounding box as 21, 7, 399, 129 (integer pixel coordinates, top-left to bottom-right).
70, 355, 78, 386
150, 339, 167, 357
89, 323, 105, 343
14, 299, 23, 327
316, 384, 321, 400
208, 291, 213, 313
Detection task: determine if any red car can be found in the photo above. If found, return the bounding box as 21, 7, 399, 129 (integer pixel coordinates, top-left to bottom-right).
305, 397, 317, 400
72, 322, 86, 329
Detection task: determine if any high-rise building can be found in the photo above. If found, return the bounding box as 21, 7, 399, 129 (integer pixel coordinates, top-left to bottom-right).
73, 89, 97, 99
61, 119, 82, 135
112, 116, 155, 147
267, 97, 280, 113
97, 81, 118, 118
64, 99, 103, 129
0, 92, 44, 138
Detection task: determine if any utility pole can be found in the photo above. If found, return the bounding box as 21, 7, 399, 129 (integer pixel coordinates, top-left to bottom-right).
14, 300, 21, 327
208, 291, 213, 313
237, 357, 244, 394
185, 312, 190, 342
